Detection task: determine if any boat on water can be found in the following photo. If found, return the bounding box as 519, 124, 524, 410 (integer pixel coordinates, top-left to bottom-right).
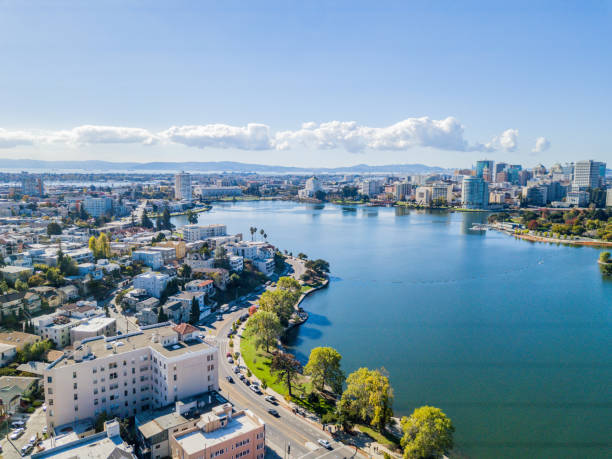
470, 223, 488, 230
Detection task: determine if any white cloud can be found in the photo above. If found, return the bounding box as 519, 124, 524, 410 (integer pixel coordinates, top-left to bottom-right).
0, 119, 526, 154
275, 117, 471, 152
531, 136, 550, 153
0, 128, 37, 148
159, 123, 273, 150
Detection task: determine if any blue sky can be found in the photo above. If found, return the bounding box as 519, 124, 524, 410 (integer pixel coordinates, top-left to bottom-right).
0, 1, 610, 168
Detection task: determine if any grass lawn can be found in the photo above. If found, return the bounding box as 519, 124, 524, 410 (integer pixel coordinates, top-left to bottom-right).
357, 424, 401, 448
240, 334, 335, 416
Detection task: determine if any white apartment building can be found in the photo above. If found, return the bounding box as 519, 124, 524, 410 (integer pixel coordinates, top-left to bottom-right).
182, 224, 227, 242
132, 250, 164, 269
297, 176, 321, 199
360, 179, 383, 197
83, 196, 113, 217
184, 253, 215, 270
133, 272, 172, 298
185, 280, 215, 296
33, 314, 88, 348
43, 323, 219, 430
415, 187, 432, 205
175, 172, 192, 202
229, 255, 244, 272
253, 258, 275, 277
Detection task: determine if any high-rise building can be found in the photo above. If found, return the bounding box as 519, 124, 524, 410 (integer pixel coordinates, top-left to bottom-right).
573, 160, 606, 190
175, 171, 192, 202
83, 196, 113, 217
475, 160, 495, 181
461, 176, 489, 209
20, 172, 44, 197
394, 182, 411, 200
360, 179, 383, 197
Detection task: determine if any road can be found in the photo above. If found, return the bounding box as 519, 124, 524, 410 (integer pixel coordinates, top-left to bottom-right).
208, 310, 358, 459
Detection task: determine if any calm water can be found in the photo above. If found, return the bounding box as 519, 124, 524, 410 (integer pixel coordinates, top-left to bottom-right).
173, 201, 612, 459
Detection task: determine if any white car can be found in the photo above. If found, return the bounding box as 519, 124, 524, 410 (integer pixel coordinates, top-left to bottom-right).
42, 403, 47, 412
249, 384, 261, 394
318, 439, 332, 450
9, 428, 24, 440
29, 435, 37, 444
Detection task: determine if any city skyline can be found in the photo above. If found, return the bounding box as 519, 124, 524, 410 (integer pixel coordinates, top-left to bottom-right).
1, 2, 611, 168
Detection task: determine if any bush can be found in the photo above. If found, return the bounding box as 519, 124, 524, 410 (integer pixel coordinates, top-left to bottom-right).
307, 391, 319, 405
32, 400, 43, 407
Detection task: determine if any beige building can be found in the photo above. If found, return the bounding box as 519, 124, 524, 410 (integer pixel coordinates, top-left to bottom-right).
157, 241, 187, 260
0, 331, 41, 351
69, 317, 117, 344
169, 405, 265, 459
43, 323, 218, 430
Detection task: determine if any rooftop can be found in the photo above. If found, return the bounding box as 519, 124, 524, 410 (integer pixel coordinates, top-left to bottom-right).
53, 323, 213, 368
71, 317, 116, 333
174, 411, 261, 454
32, 428, 133, 459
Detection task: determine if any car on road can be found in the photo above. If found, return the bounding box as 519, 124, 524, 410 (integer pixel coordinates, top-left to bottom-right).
238, 374, 245, 381
10, 428, 24, 440
11, 420, 25, 428
249, 384, 261, 394
225, 375, 234, 383
42, 426, 48, 434
230, 306, 238, 312
21, 444, 32, 455
227, 357, 234, 364
267, 408, 279, 417
233, 366, 240, 374
264, 395, 278, 405
243, 379, 251, 386
318, 439, 332, 450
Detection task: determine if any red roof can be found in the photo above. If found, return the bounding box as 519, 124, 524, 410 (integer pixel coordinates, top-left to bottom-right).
198, 280, 213, 286
172, 323, 198, 335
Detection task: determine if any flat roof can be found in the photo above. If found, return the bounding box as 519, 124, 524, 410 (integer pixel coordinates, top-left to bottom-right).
32, 433, 131, 459
55, 324, 213, 368
175, 412, 260, 454
71, 317, 116, 332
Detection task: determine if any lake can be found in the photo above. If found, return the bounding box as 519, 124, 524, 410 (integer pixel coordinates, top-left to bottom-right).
173, 200, 612, 459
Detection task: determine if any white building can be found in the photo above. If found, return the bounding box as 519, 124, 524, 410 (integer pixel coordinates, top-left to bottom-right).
33, 314, 87, 348
0, 343, 17, 367
132, 250, 164, 269
297, 176, 322, 199
43, 323, 219, 429
360, 179, 383, 197
133, 272, 172, 298
573, 160, 606, 190
83, 196, 113, 217
175, 172, 192, 202
70, 317, 117, 344
182, 224, 227, 242
229, 255, 244, 272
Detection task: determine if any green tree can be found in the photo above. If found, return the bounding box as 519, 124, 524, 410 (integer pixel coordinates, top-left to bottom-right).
14, 279, 28, 291
157, 306, 168, 323
46, 222, 62, 236
141, 210, 153, 228
338, 367, 393, 432
45, 267, 64, 287
179, 264, 192, 280
214, 246, 231, 270
244, 310, 282, 353
162, 207, 173, 230
599, 251, 611, 263
304, 346, 345, 394
190, 297, 200, 324
400, 406, 454, 459
186, 209, 198, 224
270, 351, 302, 397
297, 253, 308, 260
249, 226, 257, 241
277, 276, 301, 294
258, 289, 297, 325
88, 236, 97, 256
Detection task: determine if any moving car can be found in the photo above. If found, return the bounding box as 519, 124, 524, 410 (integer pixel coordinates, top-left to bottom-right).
249, 385, 261, 394
225, 375, 234, 383
238, 374, 245, 381
318, 439, 332, 450
267, 408, 279, 417
264, 395, 278, 405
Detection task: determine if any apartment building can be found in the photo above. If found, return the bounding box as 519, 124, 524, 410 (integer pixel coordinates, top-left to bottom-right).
147, 246, 177, 264
175, 172, 192, 202
134, 272, 172, 298
43, 322, 219, 430
83, 196, 113, 217
182, 224, 227, 242
157, 240, 187, 259
185, 279, 214, 296
33, 314, 86, 348
70, 317, 117, 344
132, 250, 164, 269
169, 405, 265, 459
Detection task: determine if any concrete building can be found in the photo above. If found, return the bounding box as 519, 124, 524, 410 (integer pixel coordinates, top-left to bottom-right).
360, 179, 383, 197
197, 186, 242, 197
134, 272, 172, 299
185, 280, 215, 297
132, 250, 164, 269
184, 253, 214, 270
147, 246, 177, 264
70, 317, 117, 344
0, 331, 41, 351
475, 160, 495, 181
169, 404, 265, 459
83, 196, 113, 217
175, 172, 192, 202
33, 314, 87, 348
157, 241, 187, 260
414, 187, 431, 205
182, 224, 227, 242
297, 176, 322, 199
606, 188, 612, 207
567, 190, 589, 207
0, 265, 33, 283
394, 182, 411, 201
43, 323, 219, 429
0, 342, 17, 367
462, 176, 489, 209
21, 172, 44, 197
573, 160, 606, 190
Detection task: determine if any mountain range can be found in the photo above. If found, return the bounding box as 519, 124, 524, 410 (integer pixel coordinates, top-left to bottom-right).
0, 158, 450, 175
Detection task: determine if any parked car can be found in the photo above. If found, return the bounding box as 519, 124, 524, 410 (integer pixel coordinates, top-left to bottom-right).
267, 408, 279, 417
233, 366, 240, 374
225, 375, 234, 383
264, 395, 278, 405
226, 352, 232, 358
227, 357, 234, 364
11, 420, 25, 428
244, 379, 251, 386
29, 435, 37, 444
10, 428, 24, 440
250, 384, 261, 394
42, 426, 48, 434
318, 439, 332, 450
42, 403, 47, 412
238, 374, 245, 381
21, 444, 32, 455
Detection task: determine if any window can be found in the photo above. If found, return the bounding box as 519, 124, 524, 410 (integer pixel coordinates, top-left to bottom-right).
74, 406, 78, 412
173, 374, 177, 381
49, 399, 53, 406
72, 371, 76, 378
48, 387, 53, 395
47, 376, 52, 383
73, 394, 78, 400
94, 389, 98, 395
73, 383, 77, 389
94, 399, 98, 405
93, 368, 97, 374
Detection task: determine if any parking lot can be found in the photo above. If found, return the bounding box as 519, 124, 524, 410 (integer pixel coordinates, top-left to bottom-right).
1, 407, 47, 459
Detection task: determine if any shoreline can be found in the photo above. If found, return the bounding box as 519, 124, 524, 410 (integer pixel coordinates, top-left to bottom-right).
501, 230, 612, 247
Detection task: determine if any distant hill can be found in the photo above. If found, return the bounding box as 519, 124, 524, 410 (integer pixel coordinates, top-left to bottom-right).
0, 158, 450, 175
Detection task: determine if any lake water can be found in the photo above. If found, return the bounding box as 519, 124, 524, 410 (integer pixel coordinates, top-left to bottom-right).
173, 201, 612, 459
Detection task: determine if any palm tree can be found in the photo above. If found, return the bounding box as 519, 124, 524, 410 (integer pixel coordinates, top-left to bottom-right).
250, 227, 257, 241
260, 228, 265, 240
263, 233, 268, 241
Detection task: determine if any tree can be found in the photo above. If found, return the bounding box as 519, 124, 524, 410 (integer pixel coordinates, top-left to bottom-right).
179, 264, 192, 280
162, 206, 174, 230
270, 351, 302, 397
97, 233, 110, 259
599, 251, 611, 263
304, 258, 330, 277
45, 267, 64, 287
249, 227, 257, 241
304, 346, 345, 394
141, 210, 153, 228
338, 367, 393, 432
190, 297, 200, 324
88, 236, 97, 255
244, 310, 282, 353
314, 190, 326, 201
400, 406, 454, 459
157, 306, 168, 323
258, 289, 297, 325
14, 279, 28, 291
186, 209, 198, 224
277, 277, 301, 296
259, 228, 265, 240
297, 253, 308, 260
214, 246, 230, 270
46, 222, 62, 236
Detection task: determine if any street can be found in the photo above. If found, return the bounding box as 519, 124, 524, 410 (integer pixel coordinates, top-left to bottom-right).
0, 407, 47, 459
207, 309, 358, 459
